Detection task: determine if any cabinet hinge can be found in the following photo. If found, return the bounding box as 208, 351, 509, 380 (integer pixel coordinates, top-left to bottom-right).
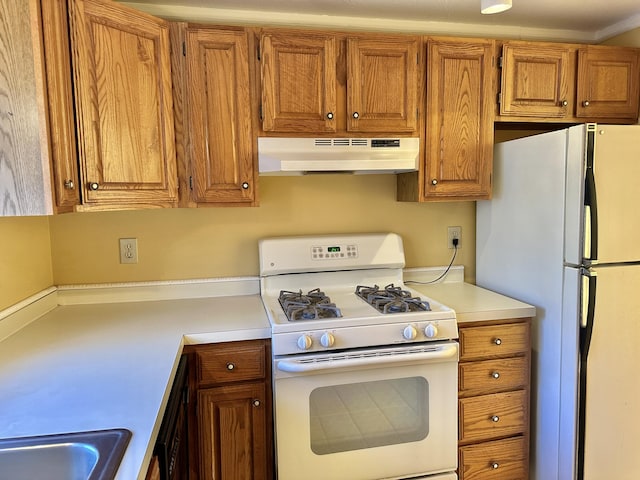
497, 92, 502, 105
498, 56, 503, 68
182, 41, 186, 57
189, 176, 193, 190
417, 53, 419, 64
259, 104, 263, 121
257, 45, 261, 61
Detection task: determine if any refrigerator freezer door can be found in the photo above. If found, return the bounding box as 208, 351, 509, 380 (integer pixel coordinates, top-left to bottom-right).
592, 125, 640, 264
583, 264, 640, 480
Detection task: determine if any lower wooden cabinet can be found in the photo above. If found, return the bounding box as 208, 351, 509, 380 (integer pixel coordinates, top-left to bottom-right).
185, 339, 273, 480
458, 318, 531, 480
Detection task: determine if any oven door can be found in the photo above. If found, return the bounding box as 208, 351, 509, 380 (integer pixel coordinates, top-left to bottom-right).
273, 341, 459, 480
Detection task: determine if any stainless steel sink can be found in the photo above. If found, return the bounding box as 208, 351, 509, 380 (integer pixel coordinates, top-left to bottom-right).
0, 428, 131, 480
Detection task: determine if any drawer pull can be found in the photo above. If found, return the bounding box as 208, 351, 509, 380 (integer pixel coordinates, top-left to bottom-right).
493, 338, 502, 345
491, 462, 500, 469
491, 415, 500, 423
492, 371, 500, 379
226, 363, 235, 371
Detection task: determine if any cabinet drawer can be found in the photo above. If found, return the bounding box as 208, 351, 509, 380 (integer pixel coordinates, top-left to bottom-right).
196, 340, 266, 386
459, 390, 527, 443
459, 357, 528, 397
459, 323, 529, 360
459, 437, 527, 480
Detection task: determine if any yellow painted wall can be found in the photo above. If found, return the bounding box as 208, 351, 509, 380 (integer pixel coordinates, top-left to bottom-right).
0, 216, 53, 310
49, 175, 475, 285
602, 27, 640, 46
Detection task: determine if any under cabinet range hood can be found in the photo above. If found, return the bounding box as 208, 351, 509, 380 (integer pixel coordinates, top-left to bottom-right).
258, 137, 420, 175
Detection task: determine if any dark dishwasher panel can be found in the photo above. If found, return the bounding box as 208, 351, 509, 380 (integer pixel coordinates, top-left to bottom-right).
155, 355, 189, 480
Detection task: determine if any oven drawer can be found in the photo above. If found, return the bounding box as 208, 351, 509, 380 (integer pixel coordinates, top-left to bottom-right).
459, 357, 528, 397
459, 323, 529, 360
459, 390, 527, 443
459, 437, 527, 480
196, 340, 266, 386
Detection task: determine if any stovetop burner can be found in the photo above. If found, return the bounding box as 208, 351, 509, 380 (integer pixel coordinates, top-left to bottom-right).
279, 288, 343, 322
356, 284, 431, 314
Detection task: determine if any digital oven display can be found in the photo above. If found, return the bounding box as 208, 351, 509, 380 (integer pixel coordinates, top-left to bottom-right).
327, 246, 341, 253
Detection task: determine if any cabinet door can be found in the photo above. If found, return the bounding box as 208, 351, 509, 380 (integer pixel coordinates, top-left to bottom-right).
185, 27, 255, 204
199, 382, 269, 480
425, 38, 494, 200
69, 0, 177, 207
500, 41, 571, 118
0, 0, 54, 216
261, 32, 337, 133
347, 36, 419, 132
576, 46, 640, 120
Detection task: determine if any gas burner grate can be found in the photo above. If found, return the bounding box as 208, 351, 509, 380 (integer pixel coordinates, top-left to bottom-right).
279, 288, 342, 321
355, 284, 431, 314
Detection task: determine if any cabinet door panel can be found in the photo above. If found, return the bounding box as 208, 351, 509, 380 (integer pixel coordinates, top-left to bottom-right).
186, 28, 254, 204
261, 33, 337, 133
199, 382, 268, 480
70, 0, 177, 206
576, 47, 640, 119
459, 390, 527, 443
500, 42, 571, 117
425, 38, 494, 200
347, 37, 418, 132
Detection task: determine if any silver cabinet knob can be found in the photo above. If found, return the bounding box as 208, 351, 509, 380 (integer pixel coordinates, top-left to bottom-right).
226, 363, 235, 371
561, 100, 568, 106
326, 112, 334, 120
88, 182, 99, 190
583, 101, 590, 107
491, 462, 500, 469
494, 338, 502, 345
64, 180, 75, 189
352, 112, 359, 119
241, 182, 249, 190
491, 415, 500, 422
492, 371, 500, 379
253, 399, 261, 407
431, 179, 438, 185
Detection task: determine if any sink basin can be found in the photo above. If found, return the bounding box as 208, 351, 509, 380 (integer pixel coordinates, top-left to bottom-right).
0, 428, 131, 480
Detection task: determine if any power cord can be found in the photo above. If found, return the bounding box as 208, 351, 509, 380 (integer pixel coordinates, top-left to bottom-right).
405, 238, 458, 286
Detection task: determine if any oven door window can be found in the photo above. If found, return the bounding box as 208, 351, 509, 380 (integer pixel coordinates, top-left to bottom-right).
309, 377, 429, 455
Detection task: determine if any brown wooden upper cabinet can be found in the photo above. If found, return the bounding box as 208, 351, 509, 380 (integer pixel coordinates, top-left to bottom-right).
424, 37, 495, 201
498, 41, 640, 122
576, 45, 640, 120
260, 30, 420, 134
171, 24, 256, 206
66, 0, 178, 209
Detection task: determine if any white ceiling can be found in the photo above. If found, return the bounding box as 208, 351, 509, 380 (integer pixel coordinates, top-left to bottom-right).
123, 0, 640, 42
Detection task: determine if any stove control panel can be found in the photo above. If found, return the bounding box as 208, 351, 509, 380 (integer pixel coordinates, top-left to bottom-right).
311, 243, 358, 260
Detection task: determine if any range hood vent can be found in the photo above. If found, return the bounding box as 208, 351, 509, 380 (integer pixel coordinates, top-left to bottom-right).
258, 137, 419, 175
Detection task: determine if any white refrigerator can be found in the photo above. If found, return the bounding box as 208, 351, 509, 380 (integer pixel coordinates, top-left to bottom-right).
476, 124, 640, 480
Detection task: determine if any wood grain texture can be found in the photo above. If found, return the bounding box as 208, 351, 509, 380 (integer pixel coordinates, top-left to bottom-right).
459, 323, 530, 361
459, 437, 527, 480
459, 390, 528, 444
69, 0, 177, 207
459, 356, 528, 397
196, 340, 266, 386
0, 0, 53, 216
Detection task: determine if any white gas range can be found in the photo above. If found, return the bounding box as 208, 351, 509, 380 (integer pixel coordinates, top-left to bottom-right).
259, 233, 459, 480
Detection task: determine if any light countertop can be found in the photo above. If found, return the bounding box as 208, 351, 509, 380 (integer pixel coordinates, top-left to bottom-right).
0, 273, 534, 480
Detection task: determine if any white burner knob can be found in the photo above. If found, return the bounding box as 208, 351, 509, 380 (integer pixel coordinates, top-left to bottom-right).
424, 323, 438, 338
403, 325, 418, 340
297, 335, 313, 350
320, 332, 335, 348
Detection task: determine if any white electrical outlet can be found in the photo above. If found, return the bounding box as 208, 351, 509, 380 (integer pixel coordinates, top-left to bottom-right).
447, 226, 462, 249
119, 238, 138, 264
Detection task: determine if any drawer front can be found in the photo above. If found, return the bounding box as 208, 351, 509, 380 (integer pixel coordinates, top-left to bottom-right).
196, 340, 266, 386
459, 437, 527, 480
459, 390, 527, 443
459, 323, 529, 360
459, 357, 528, 396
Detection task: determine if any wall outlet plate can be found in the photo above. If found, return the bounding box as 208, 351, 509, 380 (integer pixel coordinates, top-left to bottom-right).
447, 226, 461, 249
119, 238, 138, 264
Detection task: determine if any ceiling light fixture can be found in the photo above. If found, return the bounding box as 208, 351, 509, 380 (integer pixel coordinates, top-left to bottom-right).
481, 0, 512, 14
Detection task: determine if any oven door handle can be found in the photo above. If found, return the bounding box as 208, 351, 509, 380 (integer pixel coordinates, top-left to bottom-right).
276, 343, 458, 373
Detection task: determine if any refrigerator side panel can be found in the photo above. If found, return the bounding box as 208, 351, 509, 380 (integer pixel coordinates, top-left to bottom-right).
564, 125, 587, 267
592, 125, 640, 264
477, 129, 569, 480
583, 264, 640, 480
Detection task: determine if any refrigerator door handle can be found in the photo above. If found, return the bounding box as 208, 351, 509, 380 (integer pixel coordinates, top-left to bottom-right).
583, 127, 598, 263
577, 267, 597, 480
